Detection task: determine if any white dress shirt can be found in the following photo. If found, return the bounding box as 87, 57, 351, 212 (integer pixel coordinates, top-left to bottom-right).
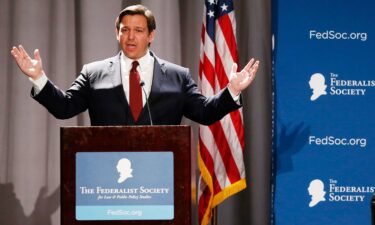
120, 50, 154, 107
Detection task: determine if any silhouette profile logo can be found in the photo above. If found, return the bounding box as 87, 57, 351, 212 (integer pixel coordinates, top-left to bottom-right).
309, 73, 327, 101
308, 179, 326, 207
116, 158, 133, 183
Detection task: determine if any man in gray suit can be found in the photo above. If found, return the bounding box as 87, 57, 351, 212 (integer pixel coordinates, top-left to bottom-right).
10, 4, 259, 126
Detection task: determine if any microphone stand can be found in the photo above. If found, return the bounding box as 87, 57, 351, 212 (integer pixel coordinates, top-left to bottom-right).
140, 81, 153, 125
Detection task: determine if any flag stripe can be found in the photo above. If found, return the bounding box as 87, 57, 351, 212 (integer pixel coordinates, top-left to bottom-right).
200, 124, 227, 190
229, 110, 245, 149
203, 25, 216, 64
208, 123, 241, 184
199, 135, 223, 192
202, 53, 216, 90
218, 14, 239, 63
214, 47, 230, 89
198, 183, 211, 223
219, 115, 246, 175
215, 23, 235, 79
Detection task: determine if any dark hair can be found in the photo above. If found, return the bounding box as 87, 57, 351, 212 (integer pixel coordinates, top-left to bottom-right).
115, 4, 156, 33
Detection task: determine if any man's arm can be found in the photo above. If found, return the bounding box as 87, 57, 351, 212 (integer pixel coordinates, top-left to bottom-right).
183, 58, 259, 125
10, 45, 89, 119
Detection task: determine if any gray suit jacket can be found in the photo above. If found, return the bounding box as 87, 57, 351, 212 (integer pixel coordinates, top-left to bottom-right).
33, 52, 241, 125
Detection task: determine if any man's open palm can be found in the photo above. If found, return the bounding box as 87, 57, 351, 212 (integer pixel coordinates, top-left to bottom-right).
11, 45, 44, 80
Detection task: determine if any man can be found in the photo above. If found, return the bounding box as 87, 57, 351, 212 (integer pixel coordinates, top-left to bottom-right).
10, 4, 259, 126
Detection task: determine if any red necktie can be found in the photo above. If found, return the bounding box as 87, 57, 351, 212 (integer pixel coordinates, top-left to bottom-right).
129, 61, 142, 121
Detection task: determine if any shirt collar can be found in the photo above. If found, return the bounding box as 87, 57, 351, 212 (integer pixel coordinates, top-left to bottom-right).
121, 50, 153, 71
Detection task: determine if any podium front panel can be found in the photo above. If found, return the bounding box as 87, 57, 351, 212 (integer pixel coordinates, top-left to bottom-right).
61, 126, 191, 225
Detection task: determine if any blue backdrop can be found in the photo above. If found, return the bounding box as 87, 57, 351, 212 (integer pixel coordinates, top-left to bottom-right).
272, 0, 375, 224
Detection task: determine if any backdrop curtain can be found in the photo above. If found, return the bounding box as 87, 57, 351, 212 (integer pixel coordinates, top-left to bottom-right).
0, 0, 272, 224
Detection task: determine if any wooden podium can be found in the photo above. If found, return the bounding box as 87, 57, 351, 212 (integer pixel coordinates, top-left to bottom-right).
61, 125, 191, 225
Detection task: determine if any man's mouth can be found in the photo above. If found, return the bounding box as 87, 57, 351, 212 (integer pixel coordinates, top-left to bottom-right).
126, 43, 137, 48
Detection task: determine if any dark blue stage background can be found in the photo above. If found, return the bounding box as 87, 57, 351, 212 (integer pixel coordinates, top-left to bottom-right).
273, 0, 375, 224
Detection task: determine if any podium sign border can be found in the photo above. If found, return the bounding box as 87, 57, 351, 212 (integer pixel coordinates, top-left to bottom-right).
61, 125, 191, 225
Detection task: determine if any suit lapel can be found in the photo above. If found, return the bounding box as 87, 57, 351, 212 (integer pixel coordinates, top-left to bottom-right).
148, 55, 167, 103
109, 52, 127, 102
137, 54, 167, 124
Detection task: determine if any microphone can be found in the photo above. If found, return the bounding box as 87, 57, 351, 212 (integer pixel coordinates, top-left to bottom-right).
140, 80, 153, 125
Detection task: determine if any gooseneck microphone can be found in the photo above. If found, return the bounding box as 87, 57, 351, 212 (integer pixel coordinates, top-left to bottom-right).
139, 80, 153, 125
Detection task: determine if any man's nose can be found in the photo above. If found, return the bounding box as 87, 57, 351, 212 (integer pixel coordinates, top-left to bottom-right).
128, 30, 135, 39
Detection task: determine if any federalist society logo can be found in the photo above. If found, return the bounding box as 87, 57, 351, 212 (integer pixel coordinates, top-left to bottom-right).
307, 179, 375, 207
78, 157, 170, 201
117, 158, 133, 183
308, 179, 326, 207
308, 72, 375, 101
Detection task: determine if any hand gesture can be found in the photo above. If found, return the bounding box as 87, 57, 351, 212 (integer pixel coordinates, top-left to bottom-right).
10, 45, 44, 80
228, 58, 259, 96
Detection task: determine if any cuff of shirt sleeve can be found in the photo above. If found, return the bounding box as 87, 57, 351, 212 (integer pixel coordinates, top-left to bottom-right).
227, 86, 241, 104
29, 73, 48, 95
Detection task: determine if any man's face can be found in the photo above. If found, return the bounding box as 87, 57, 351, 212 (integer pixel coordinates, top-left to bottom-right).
116, 14, 155, 60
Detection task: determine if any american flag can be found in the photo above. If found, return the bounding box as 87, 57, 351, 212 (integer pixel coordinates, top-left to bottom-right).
198, 0, 246, 224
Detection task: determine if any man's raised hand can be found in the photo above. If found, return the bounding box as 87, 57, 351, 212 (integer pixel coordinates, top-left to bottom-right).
228, 58, 260, 96
10, 45, 44, 80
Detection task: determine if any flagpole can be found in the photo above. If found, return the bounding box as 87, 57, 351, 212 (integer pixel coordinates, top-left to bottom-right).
211, 207, 218, 225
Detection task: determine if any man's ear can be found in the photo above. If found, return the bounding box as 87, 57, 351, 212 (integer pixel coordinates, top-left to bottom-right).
115, 28, 120, 41
148, 30, 155, 44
